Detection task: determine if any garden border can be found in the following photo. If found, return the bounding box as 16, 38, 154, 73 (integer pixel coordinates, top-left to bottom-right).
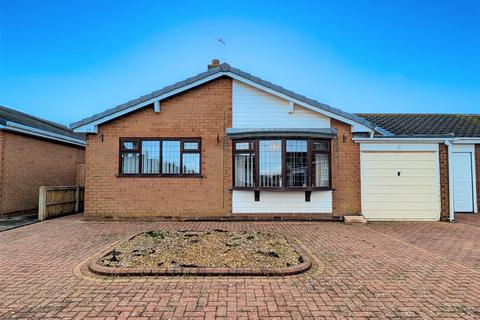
87, 233, 312, 277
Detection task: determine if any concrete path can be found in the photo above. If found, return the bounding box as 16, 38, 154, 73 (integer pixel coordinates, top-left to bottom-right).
0, 212, 37, 232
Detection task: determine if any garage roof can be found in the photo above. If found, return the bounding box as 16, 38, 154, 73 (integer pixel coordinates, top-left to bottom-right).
356, 114, 480, 138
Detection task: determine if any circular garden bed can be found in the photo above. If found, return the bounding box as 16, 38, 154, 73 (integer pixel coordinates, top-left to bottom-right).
89, 230, 311, 276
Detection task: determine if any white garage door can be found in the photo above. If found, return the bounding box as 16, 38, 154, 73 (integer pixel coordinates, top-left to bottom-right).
361, 149, 440, 221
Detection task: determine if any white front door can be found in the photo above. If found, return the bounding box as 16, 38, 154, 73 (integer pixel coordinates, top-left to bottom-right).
452, 152, 474, 212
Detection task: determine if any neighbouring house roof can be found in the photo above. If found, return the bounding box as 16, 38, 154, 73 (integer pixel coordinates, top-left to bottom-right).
356, 114, 480, 138
0, 105, 86, 146
70, 63, 378, 133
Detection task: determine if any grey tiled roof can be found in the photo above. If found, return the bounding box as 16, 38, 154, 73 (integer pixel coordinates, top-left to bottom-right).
70, 63, 377, 130
356, 114, 480, 138
0, 105, 85, 141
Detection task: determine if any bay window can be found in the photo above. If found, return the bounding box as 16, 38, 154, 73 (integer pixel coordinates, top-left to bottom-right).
233, 138, 331, 189
286, 140, 308, 187
233, 141, 255, 187
259, 140, 282, 187
312, 141, 330, 187
119, 138, 201, 176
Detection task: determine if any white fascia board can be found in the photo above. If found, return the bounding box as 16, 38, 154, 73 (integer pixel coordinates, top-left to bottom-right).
226, 73, 373, 133
452, 138, 480, 144
356, 137, 480, 144
74, 71, 374, 134
3, 121, 85, 147
354, 137, 450, 143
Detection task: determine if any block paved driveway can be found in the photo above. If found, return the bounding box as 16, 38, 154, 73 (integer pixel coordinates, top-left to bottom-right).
0, 214, 479, 319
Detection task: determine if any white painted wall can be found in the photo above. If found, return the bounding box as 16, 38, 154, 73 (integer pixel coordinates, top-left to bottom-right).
232, 190, 332, 214
232, 80, 330, 128
360, 143, 441, 221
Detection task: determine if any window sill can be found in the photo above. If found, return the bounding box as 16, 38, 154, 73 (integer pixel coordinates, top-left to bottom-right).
231, 187, 334, 192
117, 174, 204, 178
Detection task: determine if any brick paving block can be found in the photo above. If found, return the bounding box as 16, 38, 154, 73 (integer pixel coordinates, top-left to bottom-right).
0, 214, 479, 319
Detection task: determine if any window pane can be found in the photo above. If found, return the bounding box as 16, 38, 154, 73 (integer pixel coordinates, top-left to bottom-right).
184, 142, 199, 150
182, 153, 200, 174
121, 153, 139, 174
123, 141, 138, 150
313, 153, 330, 187
142, 141, 160, 174
162, 141, 180, 174
235, 142, 252, 150
259, 140, 282, 187
313, 141, 329, 151
286, 140, 308, 187
235, 153, 255, 187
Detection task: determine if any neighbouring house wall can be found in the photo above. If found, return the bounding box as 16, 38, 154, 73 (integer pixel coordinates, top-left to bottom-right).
331, 119, 361, 217
0, 131, 85, 216
0, 131, 4, 215
476, 144, 480, 213
439, 143, 450, 220
84, 77, 233, 218
232, 80, 330, 128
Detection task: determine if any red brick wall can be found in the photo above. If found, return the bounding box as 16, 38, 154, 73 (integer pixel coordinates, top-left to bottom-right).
84, 77, 232, 218
0, 131, 4, 214
331, 119, 361, 217
0, 131, 85, 216
476, 144, 480, 213
439, 143, 450, 220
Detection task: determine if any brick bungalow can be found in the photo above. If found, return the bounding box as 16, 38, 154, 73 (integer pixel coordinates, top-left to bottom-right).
70, 61, 480, 221
0, 106, 85, 216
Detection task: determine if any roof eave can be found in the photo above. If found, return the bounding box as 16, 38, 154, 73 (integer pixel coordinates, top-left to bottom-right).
71, 64, 376, 134
1, 121, 86, 147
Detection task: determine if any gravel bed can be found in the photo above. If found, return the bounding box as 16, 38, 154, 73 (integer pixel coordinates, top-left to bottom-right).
100, 230, 303, 269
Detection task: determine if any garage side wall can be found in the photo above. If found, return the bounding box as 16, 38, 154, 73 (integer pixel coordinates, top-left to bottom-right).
476, 144, 480, 213
0, 131, 85, 216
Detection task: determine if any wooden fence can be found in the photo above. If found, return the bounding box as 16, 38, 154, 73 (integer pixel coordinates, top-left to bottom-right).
76, 163, 85, 186
38, 186, 84, 221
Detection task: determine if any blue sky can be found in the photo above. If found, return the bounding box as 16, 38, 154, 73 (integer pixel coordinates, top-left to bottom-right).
0, 0, 479, 126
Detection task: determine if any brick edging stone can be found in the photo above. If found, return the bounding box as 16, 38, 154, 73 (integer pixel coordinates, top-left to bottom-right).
88, 241, 312, 277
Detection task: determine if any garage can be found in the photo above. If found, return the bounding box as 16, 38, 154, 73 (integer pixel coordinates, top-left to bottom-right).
360, 143, 441, 221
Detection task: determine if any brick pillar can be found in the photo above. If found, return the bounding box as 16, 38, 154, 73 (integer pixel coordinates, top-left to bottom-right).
331, 119, 361, 218
439, 143, 450, 220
